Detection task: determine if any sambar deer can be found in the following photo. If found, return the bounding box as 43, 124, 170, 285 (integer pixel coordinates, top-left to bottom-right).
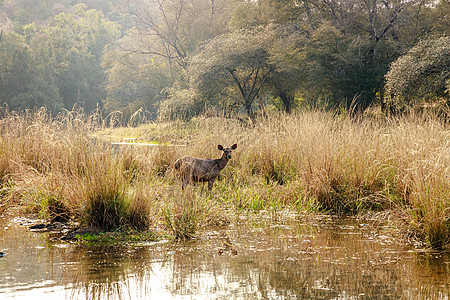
174, 144, 237, 190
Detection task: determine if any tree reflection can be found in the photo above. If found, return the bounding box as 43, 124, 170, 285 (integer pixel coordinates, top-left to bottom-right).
1, 218, 448, 299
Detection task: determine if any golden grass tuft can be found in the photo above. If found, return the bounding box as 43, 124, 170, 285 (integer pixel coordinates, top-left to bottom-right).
161, 188, 227, 240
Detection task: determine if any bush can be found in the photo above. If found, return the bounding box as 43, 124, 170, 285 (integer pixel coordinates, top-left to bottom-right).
385, 36, 450, 108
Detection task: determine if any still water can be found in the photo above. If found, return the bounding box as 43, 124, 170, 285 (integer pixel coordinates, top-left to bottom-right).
1, 214, 449, 299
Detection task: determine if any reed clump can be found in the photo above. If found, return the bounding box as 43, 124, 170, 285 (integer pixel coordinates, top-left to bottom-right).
161, 189, 227, 240
78, 150, 150, 231
0, 107, 152, 231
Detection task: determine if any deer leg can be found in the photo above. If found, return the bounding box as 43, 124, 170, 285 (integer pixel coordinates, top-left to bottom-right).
208, 176, 217, 190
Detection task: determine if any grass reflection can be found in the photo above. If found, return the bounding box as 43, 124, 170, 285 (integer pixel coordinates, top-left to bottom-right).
1, 217, 448, 299
65, 219, 448, 299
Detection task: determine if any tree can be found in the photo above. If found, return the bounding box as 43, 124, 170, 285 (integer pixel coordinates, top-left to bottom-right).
295, 0, 411, 111
189, 27, 276, 119
267, 70, 298, 113
158, 84, 204, 120
268, 27, 310, 112
431, 0, 450, 37
124, 0, 233, 74
0, 31, 62, 110
105, 0, 236, 118
228, 0, 442, 112
102, 37, 172, 116
385, 36, 450, 107
27, 4, 121, 112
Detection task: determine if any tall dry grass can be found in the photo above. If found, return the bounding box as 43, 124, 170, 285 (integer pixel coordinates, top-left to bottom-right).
0, 107, 151, 229
0, 107, 448, 249
175, 111, 449, 248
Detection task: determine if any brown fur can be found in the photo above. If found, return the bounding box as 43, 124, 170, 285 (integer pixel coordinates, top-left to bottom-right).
174, 144, 237, 190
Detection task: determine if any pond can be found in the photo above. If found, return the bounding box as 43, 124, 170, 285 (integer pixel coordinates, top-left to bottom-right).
1, 214, 449, 299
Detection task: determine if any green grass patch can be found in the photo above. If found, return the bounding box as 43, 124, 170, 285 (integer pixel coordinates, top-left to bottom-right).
77, 230, 159, 246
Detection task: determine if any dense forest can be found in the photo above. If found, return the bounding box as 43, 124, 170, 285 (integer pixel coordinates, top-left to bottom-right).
0, 0, 449, 119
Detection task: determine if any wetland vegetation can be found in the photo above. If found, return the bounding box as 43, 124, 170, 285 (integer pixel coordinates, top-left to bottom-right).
0, 107, 448, 250
1, 210, 449, 299
1, 0, 449, 298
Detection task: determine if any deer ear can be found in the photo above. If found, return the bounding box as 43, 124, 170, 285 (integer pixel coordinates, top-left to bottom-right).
218, 145, 224, 151
231, 144, 237, 150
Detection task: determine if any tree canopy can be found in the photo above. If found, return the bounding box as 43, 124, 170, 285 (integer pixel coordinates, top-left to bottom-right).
385, 36, 450, 107
189, 27, 276, 119
0, 0, 448, 117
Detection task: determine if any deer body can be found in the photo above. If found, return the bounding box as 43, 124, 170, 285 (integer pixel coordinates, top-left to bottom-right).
174, 144, 237, 190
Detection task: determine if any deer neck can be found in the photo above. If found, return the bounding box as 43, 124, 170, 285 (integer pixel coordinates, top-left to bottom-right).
215, 154, 229, 171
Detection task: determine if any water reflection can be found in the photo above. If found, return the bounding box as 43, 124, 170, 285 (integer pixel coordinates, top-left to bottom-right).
0, 216, 449, 299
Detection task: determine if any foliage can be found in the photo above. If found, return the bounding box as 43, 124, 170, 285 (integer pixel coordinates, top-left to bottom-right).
189, 26, 276, 119
0, 4, 121, 112
303, 22, 396, 110
102, 36, 172, 115
158, 85, 205, 120
27, 4, 121, 112
0, 31, 62, 110
385, 36, 450, 107
0, 0, 449, 116
1, 0, 124, 31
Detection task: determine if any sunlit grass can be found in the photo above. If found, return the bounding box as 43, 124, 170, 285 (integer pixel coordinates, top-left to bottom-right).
0, 107, 448, 249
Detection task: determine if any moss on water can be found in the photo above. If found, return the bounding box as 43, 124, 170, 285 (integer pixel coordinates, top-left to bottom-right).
77, 230, 160, 246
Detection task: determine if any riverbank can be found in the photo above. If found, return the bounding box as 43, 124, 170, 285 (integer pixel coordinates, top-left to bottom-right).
0, 108, 448, 250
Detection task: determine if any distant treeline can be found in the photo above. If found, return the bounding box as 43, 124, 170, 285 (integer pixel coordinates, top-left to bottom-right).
0, 0, 449, 119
